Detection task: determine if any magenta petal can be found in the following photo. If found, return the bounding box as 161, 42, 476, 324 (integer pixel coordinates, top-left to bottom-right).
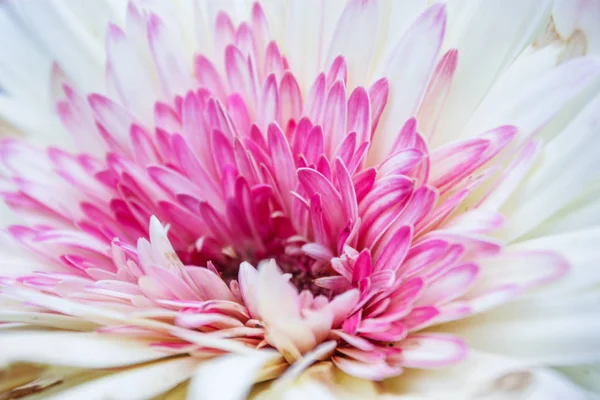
347, 87, 371, 145
417, 263, 480, 306
323, 79, 347, 155
279, 71, 303, 127
373, 225, 413, 273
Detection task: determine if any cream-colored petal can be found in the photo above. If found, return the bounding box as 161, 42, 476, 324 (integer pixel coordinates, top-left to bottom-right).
524, 178, 600, 238
38, 357, 198, 400
502, 90, 600, 240
443, 291, 600, 365
432, 0, 552, 146
0, 331, 170, 368
509, 227, 600, 294
384, 350, 593, 399
0, 309, 99, 331
187, 351, 280, 400
251, 362, 380, 400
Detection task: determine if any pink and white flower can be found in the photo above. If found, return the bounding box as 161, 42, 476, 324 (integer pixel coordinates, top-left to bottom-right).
1, 0, 600, 399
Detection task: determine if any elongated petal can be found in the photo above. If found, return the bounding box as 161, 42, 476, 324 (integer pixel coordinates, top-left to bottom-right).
370, 4, 446, 162
0, 331, 169, 368
326, 0, 379, 89
188, 351, 281, 400
399, 334, 468, 368
42, 357, 198, 400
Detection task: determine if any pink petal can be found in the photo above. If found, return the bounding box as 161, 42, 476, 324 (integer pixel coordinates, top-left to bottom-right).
194, 55, 227, 100
279, 72, 303, 128
332, 356, 403, 380
264, 41, 285, 81
304, 73, 326, 122
373, 225, 413, 272
298, 168, 344, 228
88, 94, 135, 155
268, 123, 296, 211
346, 87, 372, 147
399, 334, 467, 368
186, 267, 236, 302
325, 56, 348, 88
259, 74, 279, 131
327, 289, 360, 328
417, 48, 459, 140
368, 78, 389, 137
335, 158, 358, 222
403, 306, 440, 331
323, 80, 347, 155
417, 263, 479, 306
225, 45, 258, 109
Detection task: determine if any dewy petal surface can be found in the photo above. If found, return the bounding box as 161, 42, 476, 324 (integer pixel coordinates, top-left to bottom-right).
1, 0, 600, 399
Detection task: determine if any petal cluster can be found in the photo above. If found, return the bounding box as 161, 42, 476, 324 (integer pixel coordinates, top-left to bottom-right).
0, 0, 595, 390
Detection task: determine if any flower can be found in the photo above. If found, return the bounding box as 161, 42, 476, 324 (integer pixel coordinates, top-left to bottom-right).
1, 0, 600, 398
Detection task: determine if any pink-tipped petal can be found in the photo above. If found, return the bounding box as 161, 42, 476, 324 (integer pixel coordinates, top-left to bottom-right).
398, 334, 467, 368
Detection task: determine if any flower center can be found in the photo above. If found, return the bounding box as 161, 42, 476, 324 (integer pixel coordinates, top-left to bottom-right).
187, 234, 333, 297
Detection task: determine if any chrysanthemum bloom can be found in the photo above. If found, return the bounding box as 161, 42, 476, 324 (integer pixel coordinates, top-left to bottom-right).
1, 0, 600, 398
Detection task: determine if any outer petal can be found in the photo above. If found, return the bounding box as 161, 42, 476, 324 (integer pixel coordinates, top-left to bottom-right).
384, 350, 595, 399
433, 0, 552, 145
502, 91, 600, 240
369, 4, 446, 162
445, 291, 600, 365
0, 331, 169, 368
325, 0, 379, 89
40, 357, 198, 400
188, 351, 282, 400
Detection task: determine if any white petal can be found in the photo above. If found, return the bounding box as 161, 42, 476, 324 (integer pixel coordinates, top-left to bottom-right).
0, 6, 52, 107
399, 334, 467, 368
519, 368, 596, 400
385, 350, 593, 399
283, 0, 345, 91
187, 351, 280, 400
526, 179, 600, 237
502, 91, 600, 240
0, 331, 170, 368
509, 227, 600, 294
61, 0, 126, 37
254, 260, 326, 360
325, 0, 379, 89
148, 12, 194, 100
553, 0, 600, 54
468, 250, 567, 297
1, 287, 132, 325
0, 309, 98, 331
43, 357, 198, 400
106, 23, 157, 123
0, 96, 69, 147
433, 0, 552, 146
369, 4, 446, 163
14, 0, 105, 94
462, 55, 600, 143
373, 0, 429, 67
446, 291, 600, 365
